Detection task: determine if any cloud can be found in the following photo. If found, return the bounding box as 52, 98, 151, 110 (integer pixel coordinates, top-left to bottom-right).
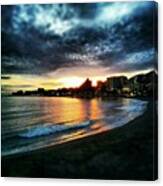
1, 2, 158, 76
11, 4, 79, 36
109, 48, 156, 73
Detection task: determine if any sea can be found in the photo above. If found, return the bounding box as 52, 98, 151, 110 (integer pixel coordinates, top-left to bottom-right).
1, 96, 147, 156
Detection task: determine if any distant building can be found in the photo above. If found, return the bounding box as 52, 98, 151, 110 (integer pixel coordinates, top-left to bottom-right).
79, 78, 92, 90
106, 76, 128, 91
95, 81, 107, 97
12, 90, 24, 96
37, 88, 45, 96
129, 71, 158, 97
78, 78, 94, 98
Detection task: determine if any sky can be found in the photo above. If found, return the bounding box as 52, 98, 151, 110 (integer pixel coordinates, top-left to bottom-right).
1, 1, 158, 93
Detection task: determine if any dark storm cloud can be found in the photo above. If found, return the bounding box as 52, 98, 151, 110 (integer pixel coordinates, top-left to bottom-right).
110, 48, 156, 73
1, 2, 158, 75
68, 3, 100, 19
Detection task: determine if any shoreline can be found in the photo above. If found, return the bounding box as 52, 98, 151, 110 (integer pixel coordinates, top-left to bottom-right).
1, 101, 158, 180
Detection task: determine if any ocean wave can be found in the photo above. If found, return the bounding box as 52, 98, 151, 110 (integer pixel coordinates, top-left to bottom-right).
116, 100, 147, 112
104, 101, 147, 127
18, 120, 92, 138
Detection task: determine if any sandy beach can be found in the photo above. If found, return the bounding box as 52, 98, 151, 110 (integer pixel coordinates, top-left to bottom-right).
1, 101, 158, 180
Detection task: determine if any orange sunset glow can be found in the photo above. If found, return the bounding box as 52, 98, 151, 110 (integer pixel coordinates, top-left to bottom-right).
1, 67, 153, 94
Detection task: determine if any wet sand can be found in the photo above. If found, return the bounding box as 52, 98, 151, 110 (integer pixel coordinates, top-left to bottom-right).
1, 101, 158, 180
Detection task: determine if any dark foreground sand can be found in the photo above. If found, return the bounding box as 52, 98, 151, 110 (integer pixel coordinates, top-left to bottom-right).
1, 101, 158, 180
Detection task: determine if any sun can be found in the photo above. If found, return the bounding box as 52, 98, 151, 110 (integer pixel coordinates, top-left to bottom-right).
59, 77, 85, 88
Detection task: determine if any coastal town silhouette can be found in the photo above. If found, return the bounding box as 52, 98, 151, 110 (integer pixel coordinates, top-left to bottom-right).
12, 71, 157, 99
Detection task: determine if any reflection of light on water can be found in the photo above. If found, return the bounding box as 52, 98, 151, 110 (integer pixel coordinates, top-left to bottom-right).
54, 121, 109, 146
42, 97, 86, 124
58, 129, 86, 142
90, 121, 109, 131
2, 97, 148, 156
56, 125, 109, 145
42, 97, 105, 125
90, 123, 102, 130
44, 98, 109, 144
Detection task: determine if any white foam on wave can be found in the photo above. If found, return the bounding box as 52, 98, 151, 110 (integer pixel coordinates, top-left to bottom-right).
104, 100, 147, 128
116, 100, 147, 112
19, 120, 91, 138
